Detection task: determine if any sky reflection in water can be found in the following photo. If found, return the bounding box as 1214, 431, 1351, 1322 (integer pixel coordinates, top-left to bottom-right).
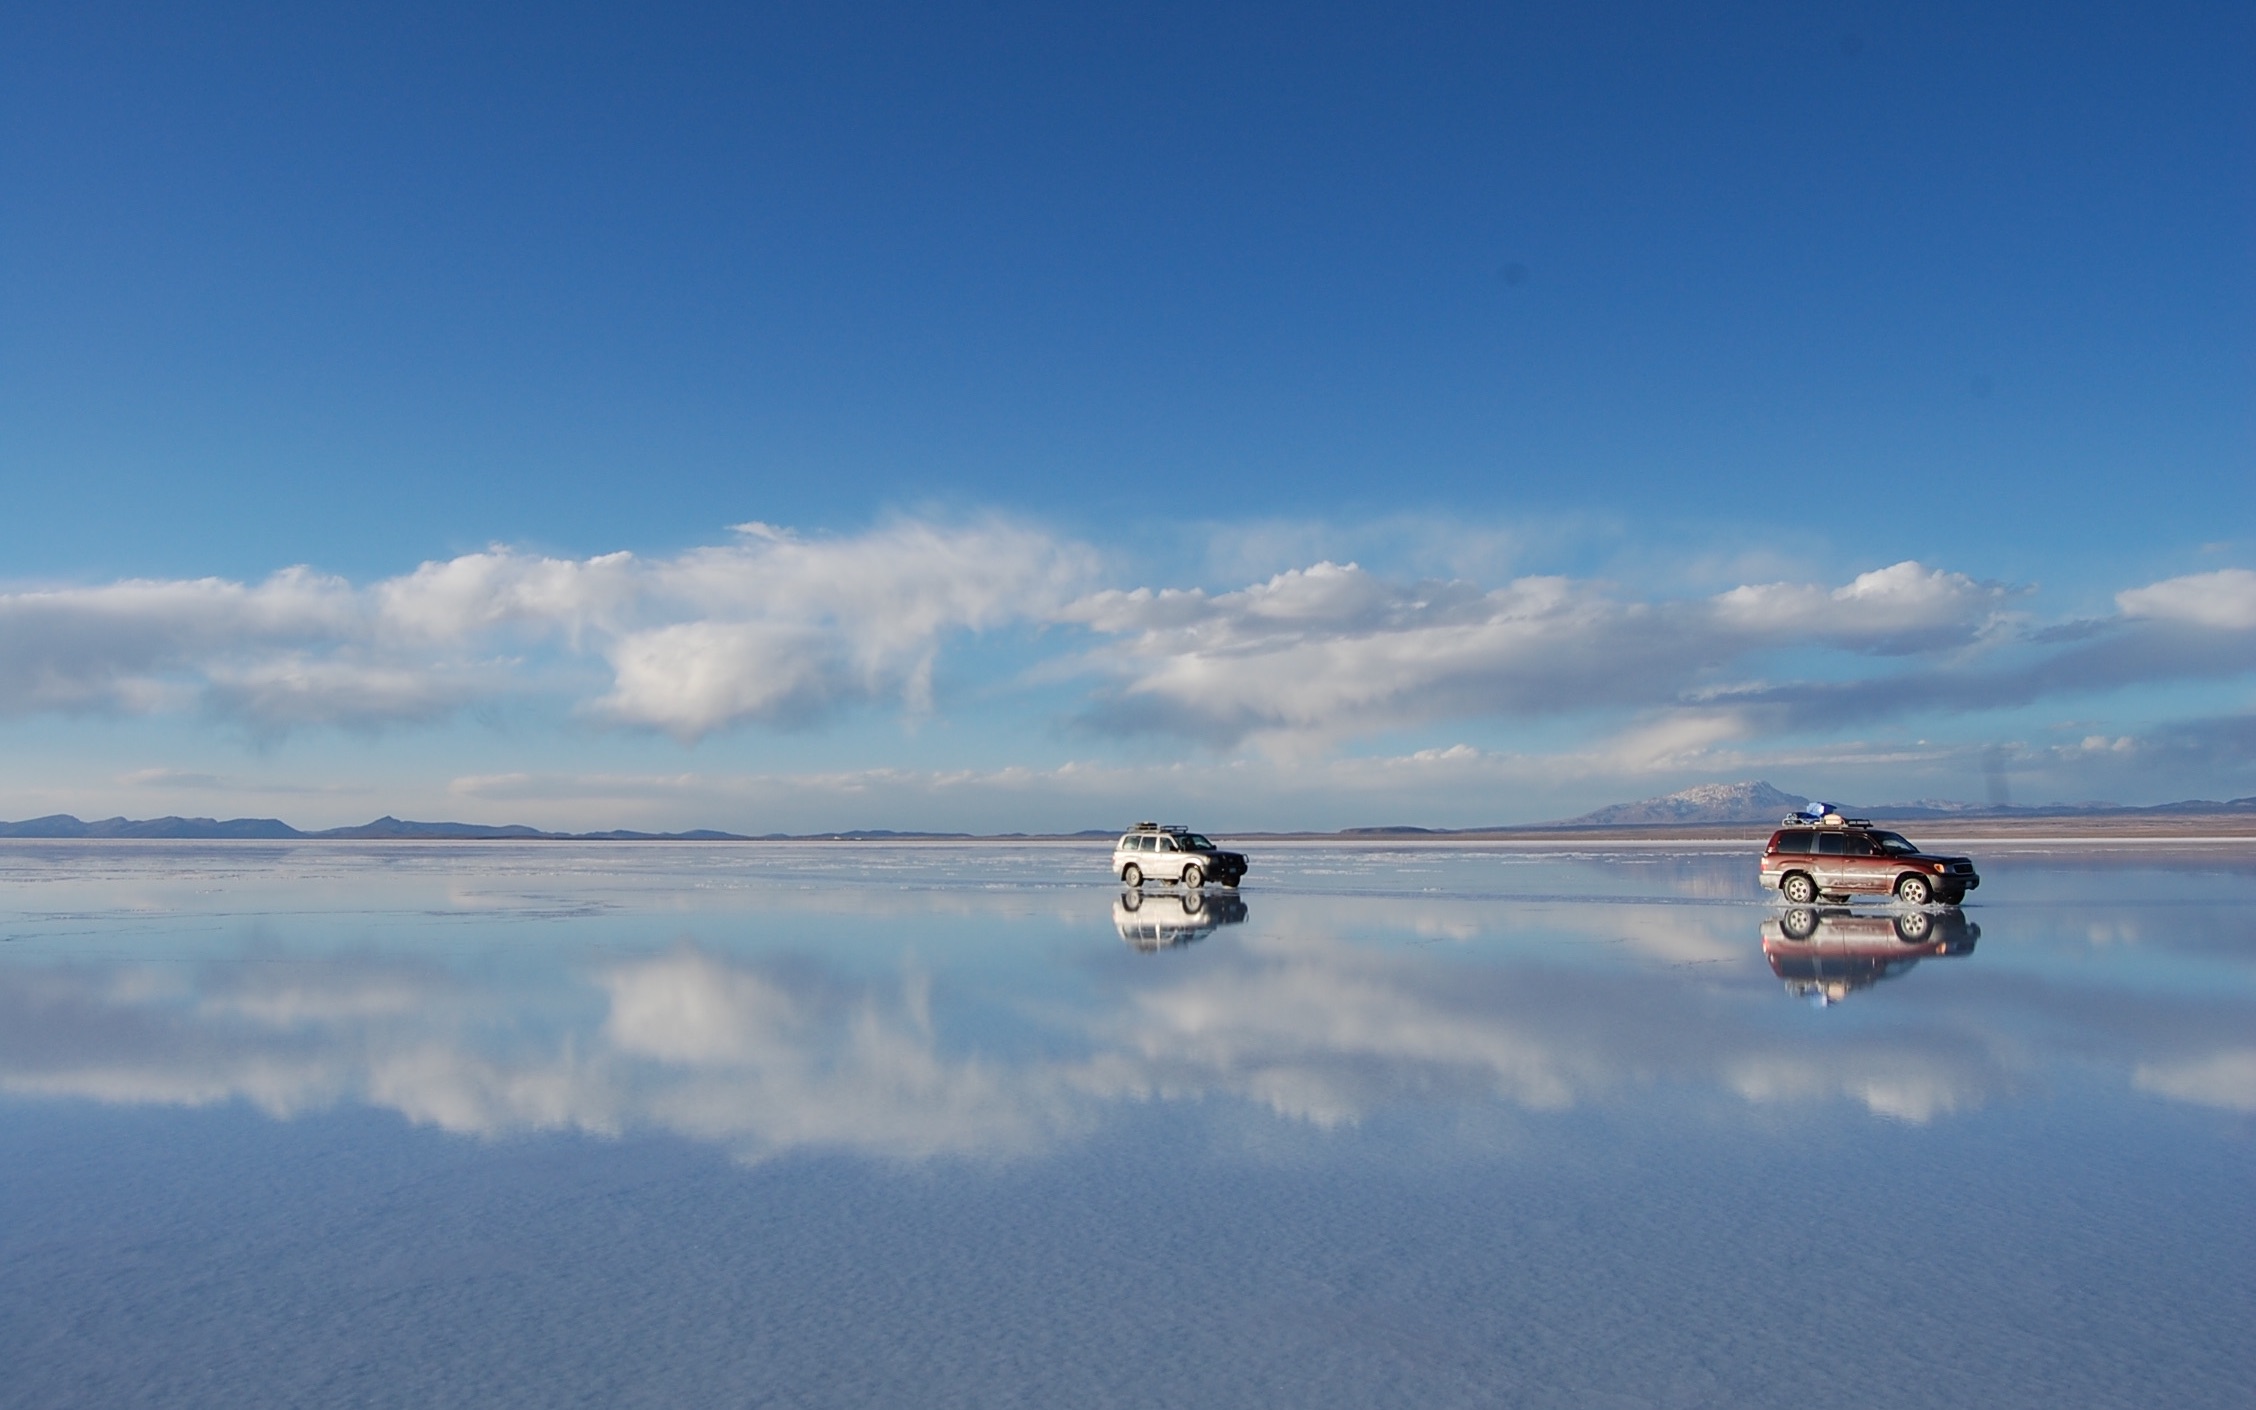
2, 842, 2251, 1407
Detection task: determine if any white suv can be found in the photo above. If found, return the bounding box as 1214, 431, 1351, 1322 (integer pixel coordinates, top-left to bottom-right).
1112, 823, 1247, 888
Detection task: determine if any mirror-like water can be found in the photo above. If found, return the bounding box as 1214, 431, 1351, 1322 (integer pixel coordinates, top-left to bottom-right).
3, 841, 2250, 1408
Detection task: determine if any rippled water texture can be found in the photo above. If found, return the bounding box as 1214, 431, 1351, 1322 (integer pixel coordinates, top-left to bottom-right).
3, 840, 2251, 1408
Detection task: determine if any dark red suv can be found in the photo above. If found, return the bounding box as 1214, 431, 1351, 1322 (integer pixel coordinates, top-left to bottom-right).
1758, 818, 1979, 905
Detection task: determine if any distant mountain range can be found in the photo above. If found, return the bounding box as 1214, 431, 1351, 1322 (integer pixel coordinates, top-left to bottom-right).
0, 814, 754, 841
0, 813, 1128, 842
7, 784, 2256, 842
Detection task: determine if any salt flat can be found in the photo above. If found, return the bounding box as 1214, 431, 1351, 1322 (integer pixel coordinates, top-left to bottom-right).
2, 842, 2250, 1408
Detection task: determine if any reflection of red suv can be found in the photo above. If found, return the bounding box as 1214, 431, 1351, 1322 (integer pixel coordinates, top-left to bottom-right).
1759, 819, 1979, 905
1760, 906, 1979, 1004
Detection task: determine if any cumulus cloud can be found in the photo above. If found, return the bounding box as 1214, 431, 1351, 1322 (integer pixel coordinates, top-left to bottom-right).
6, 530, 2256, 770
601, 621, 858, 734
1710, 561, 2008, 647
0, 568, 360, 716
202, 655, 490, 731
1064, 559, 2013, 748
1695, 613, 2256, 737
595, 519, 1077, 736
0, 519, 1088, 739
2116, 569, 2256, 631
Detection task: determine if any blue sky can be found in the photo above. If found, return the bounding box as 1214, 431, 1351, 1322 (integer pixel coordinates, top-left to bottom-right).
1, 0, 2250, 831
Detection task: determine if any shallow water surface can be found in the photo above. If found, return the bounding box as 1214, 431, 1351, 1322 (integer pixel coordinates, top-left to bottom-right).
2, 840, 2251, 1408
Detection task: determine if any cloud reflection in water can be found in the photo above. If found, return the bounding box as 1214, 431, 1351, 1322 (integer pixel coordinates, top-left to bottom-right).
2, 846, 2252, 1159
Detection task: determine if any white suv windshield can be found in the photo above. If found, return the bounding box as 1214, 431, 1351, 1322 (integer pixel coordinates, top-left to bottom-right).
1182, 834, 1213, 850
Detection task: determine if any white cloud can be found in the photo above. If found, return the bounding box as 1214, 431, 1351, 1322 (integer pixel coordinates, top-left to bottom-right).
7, 530, 2256, 795
600, 621, 854, 735
202, 654, 489, 731
1583, 711, 1752, 773
372, 548, 642, 644
591, 520, 1093, 737
1069, 565, 1684, 746
0, 519, 1088, 739
2116, 568, 2256, 631
1711, 561, 2007, 648
0, 568, 360, 715
1065, 559, 2011, 749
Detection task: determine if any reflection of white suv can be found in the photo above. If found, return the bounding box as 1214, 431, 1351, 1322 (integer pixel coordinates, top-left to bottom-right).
1112, 823, 1247, 888
1113, 888, 1250, 950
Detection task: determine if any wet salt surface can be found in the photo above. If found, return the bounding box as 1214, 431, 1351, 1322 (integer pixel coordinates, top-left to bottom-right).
1, 841, 2251, 1408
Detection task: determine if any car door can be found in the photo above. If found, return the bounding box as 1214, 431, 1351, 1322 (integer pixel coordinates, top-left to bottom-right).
1811, 831, 1849, 890
1840, 833, 1888, 894
1153, 834, 1184, 879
